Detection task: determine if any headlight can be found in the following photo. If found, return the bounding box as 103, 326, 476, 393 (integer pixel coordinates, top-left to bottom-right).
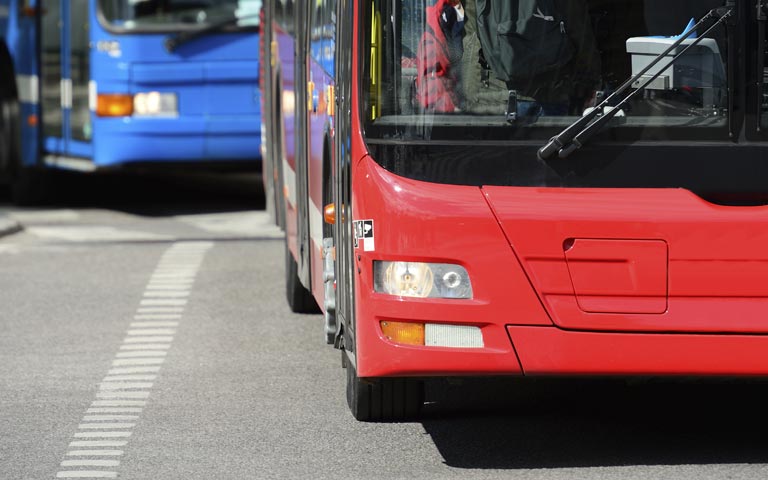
374, 261, 473, 299
133, 92, 178, 117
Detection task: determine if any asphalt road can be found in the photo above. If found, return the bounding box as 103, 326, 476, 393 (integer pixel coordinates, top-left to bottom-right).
1, 171, 768, 480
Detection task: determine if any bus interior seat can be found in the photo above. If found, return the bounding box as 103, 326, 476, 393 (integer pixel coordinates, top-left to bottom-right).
629, 0, 727, 111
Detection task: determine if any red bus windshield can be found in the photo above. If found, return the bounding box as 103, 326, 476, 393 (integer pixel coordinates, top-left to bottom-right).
360, 0, 768, 204
363, 0, 731, 143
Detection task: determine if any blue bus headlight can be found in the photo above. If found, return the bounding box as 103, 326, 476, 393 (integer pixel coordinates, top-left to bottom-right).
133, 92, 178, 117
374, 261, 473, 299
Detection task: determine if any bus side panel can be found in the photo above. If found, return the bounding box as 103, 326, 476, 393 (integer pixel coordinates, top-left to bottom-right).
273, 26, 299, 260
307, 63, 333, 311
3, 0, 41, 168
259, 6, 273, 214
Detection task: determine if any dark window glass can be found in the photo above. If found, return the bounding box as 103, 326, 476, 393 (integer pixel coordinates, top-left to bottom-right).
98, 0, 261, 30
363, 0, 730, 143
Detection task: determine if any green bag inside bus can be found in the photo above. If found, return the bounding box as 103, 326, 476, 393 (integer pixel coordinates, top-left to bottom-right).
471, 0, 601, 111
475, 0, 574, 87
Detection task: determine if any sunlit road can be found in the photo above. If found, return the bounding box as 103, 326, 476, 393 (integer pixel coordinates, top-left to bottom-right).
1, 171, 768, 479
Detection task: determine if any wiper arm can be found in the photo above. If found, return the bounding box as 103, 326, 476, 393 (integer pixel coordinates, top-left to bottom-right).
538, 6, 733, 161
165, 13, 260, 53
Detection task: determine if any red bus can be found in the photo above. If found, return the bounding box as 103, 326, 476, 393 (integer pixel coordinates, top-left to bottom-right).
262, 0, 768, 421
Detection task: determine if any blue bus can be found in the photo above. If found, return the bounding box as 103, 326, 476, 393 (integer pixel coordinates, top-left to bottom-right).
0, 0, 262, 203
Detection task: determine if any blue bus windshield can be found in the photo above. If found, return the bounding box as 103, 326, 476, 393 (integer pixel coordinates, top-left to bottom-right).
98, 0, 261, 31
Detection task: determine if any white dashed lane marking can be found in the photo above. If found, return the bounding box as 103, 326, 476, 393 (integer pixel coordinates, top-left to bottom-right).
128, 321, 179, 327
56, 241, 213, 479
66, 451, 125, 456
118, 345, 169, 351
136, 307, 184, 314
28, 226, 173, 243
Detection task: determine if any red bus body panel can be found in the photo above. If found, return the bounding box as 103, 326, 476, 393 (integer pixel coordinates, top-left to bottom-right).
351, 155, 535, 377
508, 326, 768, 376
350, 156, 768, 378
485, 187, 768, 334
274, 24, 299, 259
343, 0, 768, 380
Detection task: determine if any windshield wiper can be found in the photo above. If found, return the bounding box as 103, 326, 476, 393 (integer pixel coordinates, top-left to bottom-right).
538, 5, 734, 161
164, 13, 260, 53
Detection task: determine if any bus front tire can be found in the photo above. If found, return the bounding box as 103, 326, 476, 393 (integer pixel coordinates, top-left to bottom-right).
345, 351, 424, 422
285, 243, 320, 313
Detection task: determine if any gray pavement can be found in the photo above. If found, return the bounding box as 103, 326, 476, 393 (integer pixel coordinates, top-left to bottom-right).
0, 213, 22, 237
2, 172, 768, 480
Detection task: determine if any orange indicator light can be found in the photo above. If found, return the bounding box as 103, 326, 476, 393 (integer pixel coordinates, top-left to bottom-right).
96, 94, 133, 117
324, 203, 336, 224
380, 321, 425, 346
326, 85, 335, 116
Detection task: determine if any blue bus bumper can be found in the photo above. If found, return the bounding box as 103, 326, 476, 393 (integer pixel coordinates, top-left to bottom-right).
92, 115, 261, 168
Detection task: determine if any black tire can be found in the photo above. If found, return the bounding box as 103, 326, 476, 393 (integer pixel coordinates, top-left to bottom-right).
285, 242, 320, 313
345, 351, 424, 422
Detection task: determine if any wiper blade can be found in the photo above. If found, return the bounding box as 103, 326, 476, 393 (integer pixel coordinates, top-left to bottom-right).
165, 13, 260, 53
538, 6, 733, 161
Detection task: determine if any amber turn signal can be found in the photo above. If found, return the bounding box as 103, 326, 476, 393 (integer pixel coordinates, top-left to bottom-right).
326, 85, 335, 116
324, 204, 335, 224
96, 94, 133, 117
380, 321, 425, 346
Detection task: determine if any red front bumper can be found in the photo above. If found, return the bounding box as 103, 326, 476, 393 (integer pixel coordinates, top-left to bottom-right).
351, 156, 768, 378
